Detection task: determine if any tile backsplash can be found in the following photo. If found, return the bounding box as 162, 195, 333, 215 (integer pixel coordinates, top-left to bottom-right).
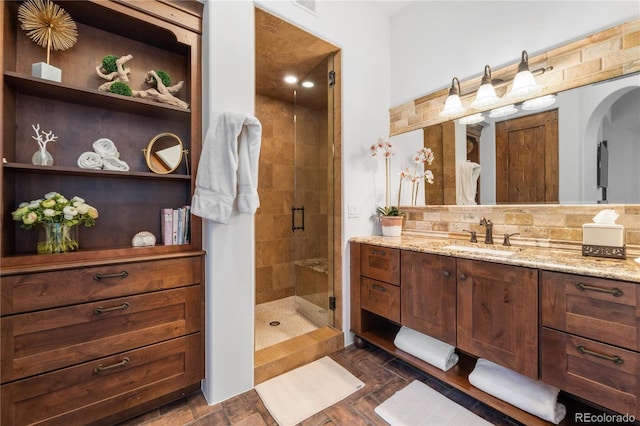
402, 204, 640, 256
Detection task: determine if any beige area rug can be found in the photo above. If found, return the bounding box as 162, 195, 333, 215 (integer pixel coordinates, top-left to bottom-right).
255, 356, 364, 426
375, 380, 493, 426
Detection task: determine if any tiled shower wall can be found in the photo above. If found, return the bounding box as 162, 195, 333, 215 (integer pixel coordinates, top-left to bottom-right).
254, 94, 328, 304
403, 204, 640, 256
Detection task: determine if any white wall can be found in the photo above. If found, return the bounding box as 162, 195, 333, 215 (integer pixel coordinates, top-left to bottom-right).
201, 0, 257, 405
391, 1, 640, 106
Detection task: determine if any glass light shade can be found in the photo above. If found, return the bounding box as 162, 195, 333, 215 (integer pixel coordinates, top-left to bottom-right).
440, 95, 466, 117
522, 94, 556, 110
459, 113, 485, 125
507, 70, 541, 98
489, 104, 518, 118
471, 83, 501, 109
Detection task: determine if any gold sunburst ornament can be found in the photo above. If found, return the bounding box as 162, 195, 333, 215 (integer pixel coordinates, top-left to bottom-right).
18, 0, 77, 65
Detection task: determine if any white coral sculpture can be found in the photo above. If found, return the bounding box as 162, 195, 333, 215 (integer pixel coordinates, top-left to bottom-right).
32, 123, 58, 150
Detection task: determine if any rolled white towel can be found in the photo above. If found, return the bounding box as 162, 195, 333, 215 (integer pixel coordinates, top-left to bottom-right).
102, 156, 130, 171
468, 358, 566, 424
77, 151, 103, 169
93, 138, 119, 158
394, 326, 459, 371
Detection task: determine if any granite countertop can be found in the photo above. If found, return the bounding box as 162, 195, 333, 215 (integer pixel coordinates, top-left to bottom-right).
351, 234, 640, 283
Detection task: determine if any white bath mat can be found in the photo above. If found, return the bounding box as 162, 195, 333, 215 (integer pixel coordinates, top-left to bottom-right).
255, 356, 364, 426
375, 380, 493, 426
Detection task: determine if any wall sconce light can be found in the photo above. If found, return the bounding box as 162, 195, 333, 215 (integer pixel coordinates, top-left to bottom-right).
440, 77, 467, 117
459, 113, 485, 125
522, 94, 556, 110
471, 65, 501, 109
507, 50, 542, 98
489, 104, 518, 118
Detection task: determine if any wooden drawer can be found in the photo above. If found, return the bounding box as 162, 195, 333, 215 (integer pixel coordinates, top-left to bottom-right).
360, 244, 400, 285
541, 270, 639, 351
1, 255, 203, 315
361, 278, 400, 323
1, 334, 202, 426
541, 328, 639, 419
1, 285, 201, 382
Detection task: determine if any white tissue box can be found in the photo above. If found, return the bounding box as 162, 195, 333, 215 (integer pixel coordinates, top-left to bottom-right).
582, 223, 625, 259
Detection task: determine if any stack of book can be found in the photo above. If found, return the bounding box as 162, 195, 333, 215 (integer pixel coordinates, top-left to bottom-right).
161, 206, 191, 245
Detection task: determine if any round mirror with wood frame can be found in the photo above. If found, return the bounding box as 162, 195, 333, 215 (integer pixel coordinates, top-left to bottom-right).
143, 132, 185, 174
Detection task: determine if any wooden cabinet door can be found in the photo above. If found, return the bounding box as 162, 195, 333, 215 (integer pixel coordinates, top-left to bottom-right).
495, 109, 558, 203
456, 259, 539, 378
401, 251, 456, 345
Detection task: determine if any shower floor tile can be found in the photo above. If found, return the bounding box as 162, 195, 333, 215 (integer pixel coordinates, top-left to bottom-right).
255, 296, 319, 351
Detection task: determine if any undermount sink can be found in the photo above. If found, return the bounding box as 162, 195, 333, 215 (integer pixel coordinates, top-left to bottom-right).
442, 244, 518, 257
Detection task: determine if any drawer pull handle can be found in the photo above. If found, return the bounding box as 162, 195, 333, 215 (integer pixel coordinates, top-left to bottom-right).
442, 270, 450, 278
576, 345, 623, 365
94, 302, 130, 314
94, 271, 129, 281
459, 273, 467, 281
371, 250, 387, 256
575, 282, 623, 297
94, 357, 130, 373
371, 284, 387, 293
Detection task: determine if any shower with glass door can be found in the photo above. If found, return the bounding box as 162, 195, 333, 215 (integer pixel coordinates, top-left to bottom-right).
254, 7, 339, 352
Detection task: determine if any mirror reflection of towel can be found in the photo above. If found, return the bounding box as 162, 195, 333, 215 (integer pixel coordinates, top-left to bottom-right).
456, 161, 481, 205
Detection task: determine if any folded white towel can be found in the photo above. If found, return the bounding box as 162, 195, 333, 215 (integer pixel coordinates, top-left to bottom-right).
77, 151, 103, 169
93, 138, 119, 158
102, 156, 130, 171
394, 326, 459, 371
456, 161, 481, 205
468, 358, 566, 424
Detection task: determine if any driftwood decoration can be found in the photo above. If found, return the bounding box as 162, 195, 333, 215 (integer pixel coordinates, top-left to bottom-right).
96, 54, 132, 92
135, 70, 188, 109
96, 55, 188, 109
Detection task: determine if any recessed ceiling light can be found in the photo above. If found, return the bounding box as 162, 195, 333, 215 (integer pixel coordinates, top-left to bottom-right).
302, 81, 314, 88
284, 75, 298, 84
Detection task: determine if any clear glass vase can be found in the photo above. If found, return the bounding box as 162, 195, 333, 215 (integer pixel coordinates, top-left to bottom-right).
32, 147, 54, 166
38, 223, 78, 254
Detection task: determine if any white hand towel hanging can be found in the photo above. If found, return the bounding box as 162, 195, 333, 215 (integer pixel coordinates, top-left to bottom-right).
456, 161, 481, 205
192, 112, 262, 224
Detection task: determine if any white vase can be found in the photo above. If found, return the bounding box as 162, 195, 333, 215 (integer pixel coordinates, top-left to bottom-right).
380, 216, 403, 237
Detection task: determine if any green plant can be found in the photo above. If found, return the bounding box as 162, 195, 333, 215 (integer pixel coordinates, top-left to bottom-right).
376, 206, 404, 217
152, 69, 171, 87
109, 81, 132, 96
101, 54, 118, 73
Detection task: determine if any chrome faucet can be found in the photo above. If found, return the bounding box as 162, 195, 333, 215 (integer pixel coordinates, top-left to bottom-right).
479, 217, 493, 244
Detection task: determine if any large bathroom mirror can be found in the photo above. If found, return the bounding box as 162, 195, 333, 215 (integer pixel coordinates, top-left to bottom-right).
393, 72, 640, 207
143, 132, 187, 174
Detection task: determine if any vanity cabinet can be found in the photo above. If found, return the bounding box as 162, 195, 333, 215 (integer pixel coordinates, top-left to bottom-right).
401, 251, 456, 345
540, 271, 640, 418
1, 1, 205, 424
350, 242, 548, 425
457, 259, 539, 379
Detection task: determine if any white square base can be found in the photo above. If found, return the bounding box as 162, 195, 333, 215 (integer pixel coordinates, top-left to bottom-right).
32, 62, 61, 83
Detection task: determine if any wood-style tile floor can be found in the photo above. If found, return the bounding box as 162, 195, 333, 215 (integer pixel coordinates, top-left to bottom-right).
119, 342, 602, 426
